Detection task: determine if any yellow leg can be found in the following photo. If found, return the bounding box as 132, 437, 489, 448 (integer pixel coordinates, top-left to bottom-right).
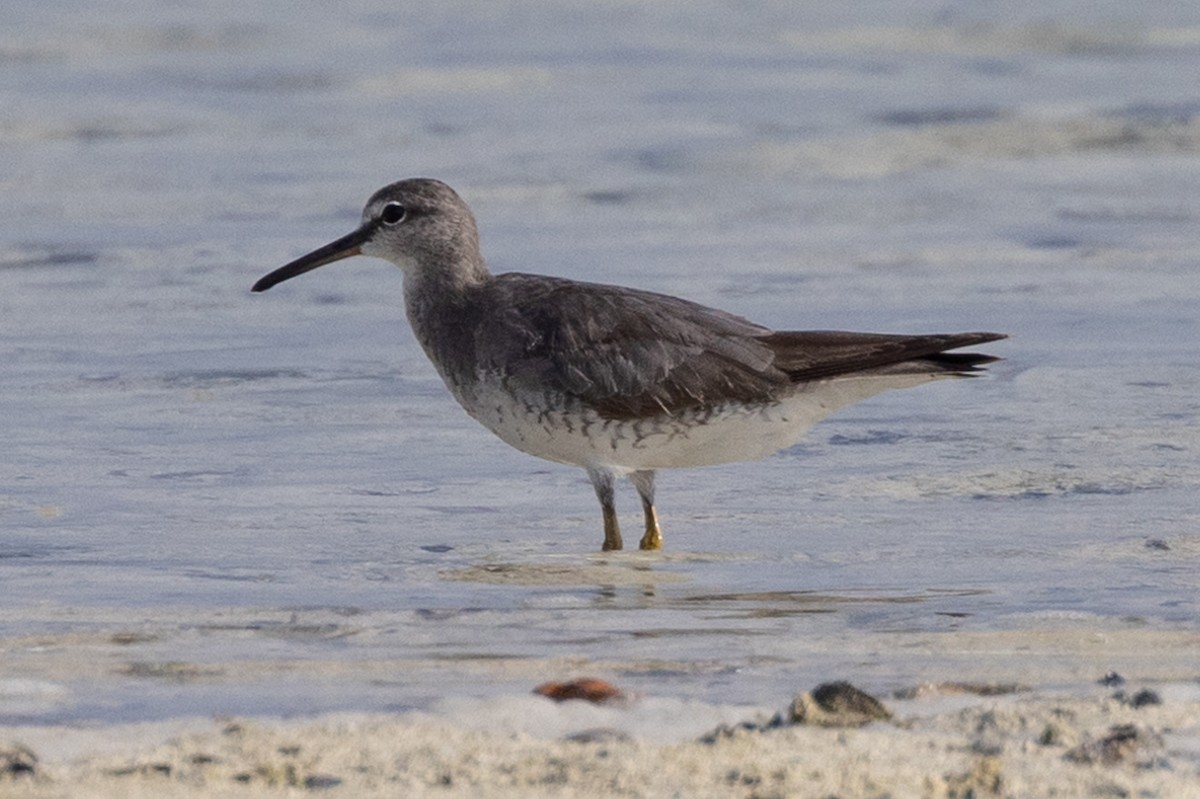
602, 503, 623, 551
588, 466, 623, 551
638, 498, 662, 551
631, 470, 662, 551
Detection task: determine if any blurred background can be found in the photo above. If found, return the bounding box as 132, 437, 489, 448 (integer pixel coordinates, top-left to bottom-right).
2, 1, 1199, 724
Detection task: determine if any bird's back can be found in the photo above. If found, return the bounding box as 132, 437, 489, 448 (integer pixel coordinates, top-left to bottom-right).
459, 273, 1002, 422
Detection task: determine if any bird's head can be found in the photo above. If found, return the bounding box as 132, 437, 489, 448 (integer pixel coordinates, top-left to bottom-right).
252, 178, 486, 294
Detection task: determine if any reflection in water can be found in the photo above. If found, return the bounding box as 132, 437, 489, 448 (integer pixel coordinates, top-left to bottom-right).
440, 561, 688, 588
683, 588, 990, 618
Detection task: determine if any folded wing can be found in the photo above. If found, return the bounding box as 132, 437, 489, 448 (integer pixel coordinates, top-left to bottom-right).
475, 274, 1004, 421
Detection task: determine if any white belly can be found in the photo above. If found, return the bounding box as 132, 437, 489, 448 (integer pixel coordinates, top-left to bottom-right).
451, 373, 938, 473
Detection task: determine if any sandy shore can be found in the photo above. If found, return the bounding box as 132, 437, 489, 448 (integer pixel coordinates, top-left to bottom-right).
4, 624, 1199, 797
5, 680, 1198, 799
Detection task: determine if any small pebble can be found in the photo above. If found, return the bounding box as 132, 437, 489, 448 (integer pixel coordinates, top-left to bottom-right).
1064, 724, 1162, 766
533, 678, 624, 704
1128, 689, 1162, 708
564, 728, 631, 744
0, 744, 38, 779
700, 680, 891, 741
791, 681, 892, 727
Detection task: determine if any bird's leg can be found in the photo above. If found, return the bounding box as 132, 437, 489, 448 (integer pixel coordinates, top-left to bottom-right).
587, 466, 623, 551
629, 470, 662, 551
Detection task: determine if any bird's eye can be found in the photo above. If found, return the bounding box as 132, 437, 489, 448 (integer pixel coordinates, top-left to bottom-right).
380, 203, 408, 225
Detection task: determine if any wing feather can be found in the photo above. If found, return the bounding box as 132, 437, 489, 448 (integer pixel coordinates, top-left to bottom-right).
472, 274, 1005, 421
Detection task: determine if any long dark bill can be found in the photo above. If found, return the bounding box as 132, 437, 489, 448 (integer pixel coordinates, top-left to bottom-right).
251, 225, 374, 293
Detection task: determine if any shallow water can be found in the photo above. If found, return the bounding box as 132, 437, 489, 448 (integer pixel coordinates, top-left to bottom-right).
3, 2, 1199, 727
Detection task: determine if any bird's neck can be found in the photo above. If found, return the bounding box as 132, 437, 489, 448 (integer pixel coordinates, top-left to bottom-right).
402, 262, 488, 394
401, 248, 490, 298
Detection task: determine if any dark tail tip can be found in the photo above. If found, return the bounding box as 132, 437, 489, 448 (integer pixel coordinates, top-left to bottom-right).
928, 350, 1004, 374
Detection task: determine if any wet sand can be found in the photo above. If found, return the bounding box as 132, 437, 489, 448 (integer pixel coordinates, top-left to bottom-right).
5, 683, 1198, 798
4, 627, 1199, 798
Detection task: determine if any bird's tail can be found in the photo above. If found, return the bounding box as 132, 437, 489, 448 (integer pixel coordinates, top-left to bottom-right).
760, 330, 1007, 383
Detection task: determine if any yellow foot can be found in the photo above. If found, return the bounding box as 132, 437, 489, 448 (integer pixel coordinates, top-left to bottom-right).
638, 527, 662, 551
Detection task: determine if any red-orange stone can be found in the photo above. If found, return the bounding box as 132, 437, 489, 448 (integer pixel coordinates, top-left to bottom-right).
533, 678, 624, 704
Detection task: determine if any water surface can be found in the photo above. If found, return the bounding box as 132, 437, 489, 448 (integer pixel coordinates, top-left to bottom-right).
3, 1, 1199, 726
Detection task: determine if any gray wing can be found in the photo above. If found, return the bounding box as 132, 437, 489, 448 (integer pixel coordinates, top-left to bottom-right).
474, 274, 1004, 421
474, 275, 791, 419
